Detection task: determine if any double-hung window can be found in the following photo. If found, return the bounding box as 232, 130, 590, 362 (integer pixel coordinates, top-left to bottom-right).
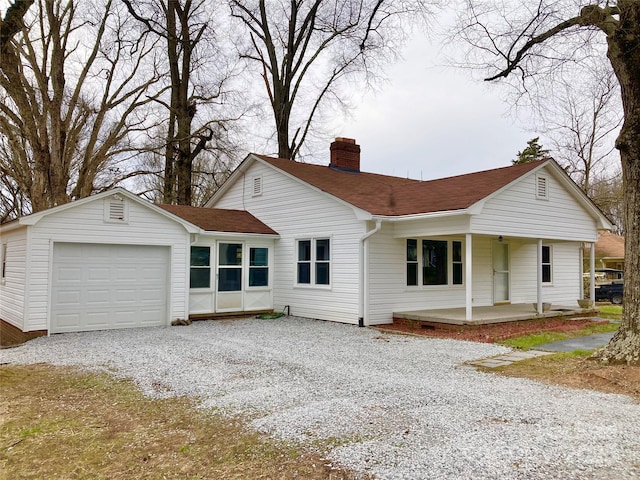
297, 238, 330, 286
249, 247, 269, 287
190, 246, 211, 288
406, 239, 463, 286
541, 245, 552, 283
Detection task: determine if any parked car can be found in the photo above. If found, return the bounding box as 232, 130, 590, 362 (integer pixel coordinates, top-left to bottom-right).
595, 281, 624, 304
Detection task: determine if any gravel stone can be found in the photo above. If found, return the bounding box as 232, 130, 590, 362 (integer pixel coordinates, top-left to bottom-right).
2, 316, 639, 479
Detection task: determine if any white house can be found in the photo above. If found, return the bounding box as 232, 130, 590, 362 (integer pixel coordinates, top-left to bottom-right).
0, 138, 611, 343
208, 138, 611, 326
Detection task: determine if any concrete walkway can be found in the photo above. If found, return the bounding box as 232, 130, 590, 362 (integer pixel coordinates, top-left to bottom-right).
469, 332, 615, 368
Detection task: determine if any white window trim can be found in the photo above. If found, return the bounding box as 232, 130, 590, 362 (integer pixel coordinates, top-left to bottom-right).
295, 237, 332, 288
542, 245, 553, 284
189, 245, 212, 290
535, 174, 549, 200
405, 238, 465, 288
246, 245, 270, 290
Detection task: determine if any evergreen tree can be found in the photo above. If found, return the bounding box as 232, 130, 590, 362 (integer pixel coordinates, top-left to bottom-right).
513, 137, 550, 165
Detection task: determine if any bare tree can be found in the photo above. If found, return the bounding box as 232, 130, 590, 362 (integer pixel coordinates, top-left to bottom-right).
536, 67, 622, 192
590, 170, 624, 235
0, 1, 34, 51
458, 0, 640, 364
230, 0, 432, 160
0, 0, 162, 219
124, 0, 243, 205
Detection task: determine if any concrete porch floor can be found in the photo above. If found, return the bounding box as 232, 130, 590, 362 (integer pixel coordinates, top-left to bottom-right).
393, 303, 596, 326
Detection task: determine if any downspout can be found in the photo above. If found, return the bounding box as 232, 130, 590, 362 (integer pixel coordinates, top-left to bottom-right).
359, 219, 382, 327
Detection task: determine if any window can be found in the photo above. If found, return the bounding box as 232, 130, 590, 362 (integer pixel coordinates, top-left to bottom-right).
190, 246, 211, 288
452, 241, 463, 285
297, 240, 311, 284
536, 174, 548, 199
297, 238, 330, 286
406, 238, 464, 286
249, 247, 269, 287
406, 239, 418, 286
1, 243, 7, 282
218, 243, 242, 292
542, 245, 552, 283
315, 239, 330, 285
423, 240, 448, 285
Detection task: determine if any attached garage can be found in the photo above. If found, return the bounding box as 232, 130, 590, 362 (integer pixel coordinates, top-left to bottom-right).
51, 243, 170, 333
0, 187, 278, 344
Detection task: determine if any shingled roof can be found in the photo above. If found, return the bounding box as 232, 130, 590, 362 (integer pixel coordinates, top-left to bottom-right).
594, 230, 625, 259
254, 155, 547, 216
158, 204, 278, 235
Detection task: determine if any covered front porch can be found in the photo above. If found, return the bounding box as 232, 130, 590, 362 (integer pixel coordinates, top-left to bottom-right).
393, 303, 596, 326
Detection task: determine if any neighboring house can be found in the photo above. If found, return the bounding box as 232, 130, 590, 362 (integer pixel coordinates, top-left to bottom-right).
0, 137, 612, 342
592, 230, 625, 271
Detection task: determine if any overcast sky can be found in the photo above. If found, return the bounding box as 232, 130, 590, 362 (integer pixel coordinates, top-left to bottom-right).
328, 31, 536, 181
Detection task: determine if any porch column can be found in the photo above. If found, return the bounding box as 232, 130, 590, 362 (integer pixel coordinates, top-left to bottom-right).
536, 239, 543, 314
465, 233, 472, 321
590, 243, 596, 304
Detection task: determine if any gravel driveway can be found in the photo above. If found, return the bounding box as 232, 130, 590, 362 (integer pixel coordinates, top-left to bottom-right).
2, 317, 639, 479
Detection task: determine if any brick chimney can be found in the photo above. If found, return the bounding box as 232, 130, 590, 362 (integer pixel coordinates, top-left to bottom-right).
330, 137, 360, 172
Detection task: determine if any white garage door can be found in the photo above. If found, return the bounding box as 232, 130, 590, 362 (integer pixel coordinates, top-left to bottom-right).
51, 243, 170, 333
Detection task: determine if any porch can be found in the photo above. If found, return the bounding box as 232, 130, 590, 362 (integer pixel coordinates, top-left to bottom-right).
393, 303, 596, 326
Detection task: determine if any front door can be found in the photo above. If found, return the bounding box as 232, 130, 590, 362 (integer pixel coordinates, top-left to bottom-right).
216, 242, 243, 312
493, 241, 510, 304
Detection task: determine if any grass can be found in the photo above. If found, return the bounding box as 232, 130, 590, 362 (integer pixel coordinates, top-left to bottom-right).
0, 364, 361, 480
597, 304, 623, 319
498, 321, 619, 350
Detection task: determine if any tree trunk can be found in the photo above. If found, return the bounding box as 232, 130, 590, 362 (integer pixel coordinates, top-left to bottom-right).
593, 0, 640, 364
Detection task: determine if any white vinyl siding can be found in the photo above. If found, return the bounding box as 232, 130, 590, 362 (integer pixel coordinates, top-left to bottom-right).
510, 240, 581, 304
0, 227, 28, 329
24, 198, 190, 331
471, 167, 597, 241
213, 161, 363, 324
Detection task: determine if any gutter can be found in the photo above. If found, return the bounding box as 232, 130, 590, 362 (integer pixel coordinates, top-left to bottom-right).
359, 219, 383, 327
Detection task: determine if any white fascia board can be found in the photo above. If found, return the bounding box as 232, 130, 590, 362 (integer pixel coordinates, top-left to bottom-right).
0, 219, 26, 234
372, 209, 470, 222
17, 187, 201, 234
206, 153, 256, 207
197, 231, 279, 239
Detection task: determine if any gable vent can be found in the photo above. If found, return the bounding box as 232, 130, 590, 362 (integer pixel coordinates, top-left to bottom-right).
252, 176, 263, 196
536, 175, 548, 199
107, 194, 126, 221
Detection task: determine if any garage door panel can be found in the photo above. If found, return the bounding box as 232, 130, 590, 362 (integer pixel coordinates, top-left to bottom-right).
87, 289, 110, 304
56, 267, 83, 282
86, 312, 110, 327
87, 267, 109, 281
51, 243, 169, 333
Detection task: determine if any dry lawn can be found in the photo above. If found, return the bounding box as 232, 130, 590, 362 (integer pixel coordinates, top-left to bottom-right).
0, 364, 362, 480
488, 352, 640, 402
